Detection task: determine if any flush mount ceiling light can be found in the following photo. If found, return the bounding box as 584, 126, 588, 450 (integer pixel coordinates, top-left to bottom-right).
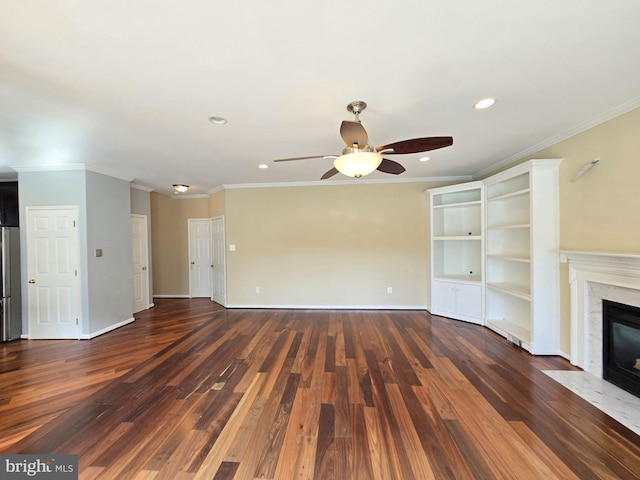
420, 156, 431, 162
172, 184, 189, 193
258, 164, 268, 169
474, 98, 496, 110
208, 116, 228, 125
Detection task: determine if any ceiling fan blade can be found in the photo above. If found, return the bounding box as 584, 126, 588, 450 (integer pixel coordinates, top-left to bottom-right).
340, 120, 368, 147
376, 136, 453, 154
273, 155, 336, 162
321, 167, 339, 180
377, 158, 406, 175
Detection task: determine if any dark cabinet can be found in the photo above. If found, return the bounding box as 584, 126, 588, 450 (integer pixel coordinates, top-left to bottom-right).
0, 182, 19, 227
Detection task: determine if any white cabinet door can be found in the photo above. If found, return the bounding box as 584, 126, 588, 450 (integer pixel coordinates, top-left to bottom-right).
456, 283, 482, 321
431, 280, 457, 316
431, 280, 482, 325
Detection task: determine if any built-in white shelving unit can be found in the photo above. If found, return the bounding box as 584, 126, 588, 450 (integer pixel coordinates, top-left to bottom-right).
484, 159, 561, 354
428, 181, 484, 324
427, 159, 562, 354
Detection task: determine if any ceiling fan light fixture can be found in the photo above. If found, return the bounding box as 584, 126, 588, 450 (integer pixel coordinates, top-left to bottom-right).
333, 151, 382, 178
173, 184, 189, 193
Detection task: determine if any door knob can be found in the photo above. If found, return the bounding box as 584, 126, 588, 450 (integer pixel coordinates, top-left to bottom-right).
210, 265, 214, 268
28, 279, 36, 284
190, 261, 195, 265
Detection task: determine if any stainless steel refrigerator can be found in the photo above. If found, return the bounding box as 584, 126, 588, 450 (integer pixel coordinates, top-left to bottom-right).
0, 227, 21, 341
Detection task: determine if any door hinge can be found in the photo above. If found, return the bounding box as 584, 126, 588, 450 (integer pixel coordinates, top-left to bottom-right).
73, 220, 76, 227
76, 318, 79, 325
75, 269, 78, 276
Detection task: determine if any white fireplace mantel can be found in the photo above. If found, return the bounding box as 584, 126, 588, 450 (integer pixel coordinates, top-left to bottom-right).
560, 250, 640, 373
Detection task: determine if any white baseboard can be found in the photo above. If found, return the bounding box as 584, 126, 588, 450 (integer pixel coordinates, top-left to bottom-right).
153, 294, 190, 298
81, 317, 135, 339
226, 304, 427, 310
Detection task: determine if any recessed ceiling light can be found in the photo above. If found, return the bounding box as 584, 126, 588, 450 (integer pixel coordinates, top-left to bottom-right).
208, 116, 228, 125
474, 98, 496, 110
420, 156, 431, 162
258, 164, 268, 169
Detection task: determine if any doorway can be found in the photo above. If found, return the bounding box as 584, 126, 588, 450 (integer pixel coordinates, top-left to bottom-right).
211, 216, 226, 306
188, 218, 213, 298
26, 206, 81, 339
131, 214, 150, 313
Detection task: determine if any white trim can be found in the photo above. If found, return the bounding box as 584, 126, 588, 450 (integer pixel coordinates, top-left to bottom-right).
148, 302, 155, 308
473, 96, 640, 179
226, 304, 427, 310
209, 185, 225, 195
173, 194, 210, 199
153, 294, 190, 298
11, 163, 135, 182
131, 183, 154, 192
81, 317, 135, 339
221, 175, 472, 190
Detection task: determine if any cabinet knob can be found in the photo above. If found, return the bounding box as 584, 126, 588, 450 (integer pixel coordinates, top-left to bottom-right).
190, 261, 195, 265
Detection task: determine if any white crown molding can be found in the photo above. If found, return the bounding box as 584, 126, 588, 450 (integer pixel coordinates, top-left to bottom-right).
130, 183, 154, 192
172, 194, 210, 200
10, 163, 135, 182
221, 175, 472, 190
473, 95, 640, 179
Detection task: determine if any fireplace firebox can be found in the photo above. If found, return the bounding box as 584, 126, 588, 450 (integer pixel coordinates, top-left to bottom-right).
603, 300, 640, 398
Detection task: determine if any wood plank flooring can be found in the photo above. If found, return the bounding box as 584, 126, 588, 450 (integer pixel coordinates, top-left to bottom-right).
1, 298, 640, 479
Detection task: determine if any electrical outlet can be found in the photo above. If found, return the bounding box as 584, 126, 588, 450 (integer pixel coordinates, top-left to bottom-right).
387, 287, 393, 294
256, 287, 260, 293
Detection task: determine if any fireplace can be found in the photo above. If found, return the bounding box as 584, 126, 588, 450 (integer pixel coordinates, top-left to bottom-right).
603, 300, 640, 398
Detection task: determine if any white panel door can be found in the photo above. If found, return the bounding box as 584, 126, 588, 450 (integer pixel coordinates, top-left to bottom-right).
211, 216, 226, 306
188, 218, 212, 298
131, 214, 149, 313
26, 206, 81, 339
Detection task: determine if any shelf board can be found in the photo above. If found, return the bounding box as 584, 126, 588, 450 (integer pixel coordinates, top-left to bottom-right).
432, 200, 481, 209
487, 188, 530, 202
486, 318, 532, 343
433, 235, 482, 241
486, 282, 531, 301
487, 223, 530, 230
487, 255, 531, 263
433, 274, 482, 284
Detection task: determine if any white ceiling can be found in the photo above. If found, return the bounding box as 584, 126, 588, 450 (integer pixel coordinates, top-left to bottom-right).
1, 0, 639, 196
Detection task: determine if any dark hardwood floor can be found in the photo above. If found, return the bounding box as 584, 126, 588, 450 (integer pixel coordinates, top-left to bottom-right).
1, 299, 639, 479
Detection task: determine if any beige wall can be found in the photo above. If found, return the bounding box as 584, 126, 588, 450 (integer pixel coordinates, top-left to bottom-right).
224, 182, 446, 307
209, 189, 225, 217
522, 107, 640, 354
150, 193, 210, 296
149, 107, 639, 354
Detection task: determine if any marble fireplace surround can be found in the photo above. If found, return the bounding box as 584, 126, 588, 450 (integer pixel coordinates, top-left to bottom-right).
560, 251, 640, 375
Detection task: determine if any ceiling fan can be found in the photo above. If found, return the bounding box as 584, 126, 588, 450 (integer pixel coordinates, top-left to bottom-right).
273, 101, 453, 179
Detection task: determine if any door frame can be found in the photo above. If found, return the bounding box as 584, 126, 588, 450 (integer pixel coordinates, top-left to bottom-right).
131, 214, 150, 313
25, 205, 82, 339
188, 218, 213, 298
210, 215, 227, 306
